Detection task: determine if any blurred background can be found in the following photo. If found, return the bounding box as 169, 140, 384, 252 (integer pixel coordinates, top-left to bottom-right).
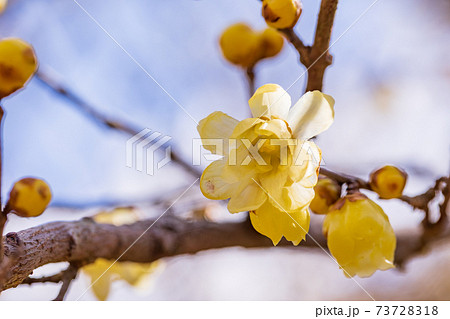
0, 0, 449, 300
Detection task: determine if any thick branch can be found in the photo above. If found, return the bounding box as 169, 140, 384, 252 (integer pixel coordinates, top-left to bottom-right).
1, 211, 449, 292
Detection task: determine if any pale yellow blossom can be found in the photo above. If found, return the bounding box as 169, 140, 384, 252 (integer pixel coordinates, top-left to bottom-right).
198, 84, 334, 245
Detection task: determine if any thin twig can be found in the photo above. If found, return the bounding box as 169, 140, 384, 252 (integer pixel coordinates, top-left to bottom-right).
320, 167, 449, 225
35, 69, 201, 178
278, 28, 311, 67
22, 273, 64, 285
278, 0, 338, 92
306, 0, 338, 92
245, 67, 256, 99
53, 263, 79, 301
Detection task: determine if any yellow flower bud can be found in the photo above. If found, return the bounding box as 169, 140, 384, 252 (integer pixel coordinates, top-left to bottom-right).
219, 24, 284, 67
219, 23, 261, 68
369, 165, 407, 199
6, 178, 52, 217
323, 192, 396, 278
309, 176, 341, 214
0, 38, 38, 99
262, 0, 302, 29
0, 0, 7, 14
259, 28, 284, 59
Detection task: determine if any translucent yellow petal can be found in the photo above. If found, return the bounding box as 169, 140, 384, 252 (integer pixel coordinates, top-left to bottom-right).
291, 141, 321, 184
83, 259, 115, 301
115, 261, 160, 286
254, 118, 291, 139
248, 84, 291, 119
324, 194, 397, 278
227, 178, 267, 213
229, 117, 265, 139
282, 182, 315, 211
0, 38, 38, 99
250, 201, 309, 245
200, 159, 236, 200
287, 91, 335, 140
197, 111, 238, 155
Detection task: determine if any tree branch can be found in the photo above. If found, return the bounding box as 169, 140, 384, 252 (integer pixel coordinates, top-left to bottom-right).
1, 205, 450, 293
35, 69, 201, 178
279, 0, 338, 92
53, 263, 79, 301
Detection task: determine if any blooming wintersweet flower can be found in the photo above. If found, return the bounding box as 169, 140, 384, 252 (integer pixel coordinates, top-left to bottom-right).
198, 84, 335, 245
323, 192, 396, 278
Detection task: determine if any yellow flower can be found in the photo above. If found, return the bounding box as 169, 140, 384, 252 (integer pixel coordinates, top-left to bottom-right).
82, 208, 161, 300
198, 83, 335, 245
369, 165, 407, 199
310, 176, 341, 215
0, 0, 7, 14
219, 23, 283, 68
83, 258, 160, 301
6, 177, 52, 217
0, 38, 37, 99
262, 0, 302, 29
323, 192, 396, 278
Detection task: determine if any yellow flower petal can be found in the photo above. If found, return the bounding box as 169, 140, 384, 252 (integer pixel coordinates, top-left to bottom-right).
287, 90, 335, 140
227, 178, 267, 213
83, 259, 114, 301
250, 201, 309, 245
200, 159, 236, 200
248, 84, 291, 119
229, 117, 265, 139
197, 111, 238, 155
323, 193, 396, 278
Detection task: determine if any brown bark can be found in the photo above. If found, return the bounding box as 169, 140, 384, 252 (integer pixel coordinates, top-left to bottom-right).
1, 211, 449, 292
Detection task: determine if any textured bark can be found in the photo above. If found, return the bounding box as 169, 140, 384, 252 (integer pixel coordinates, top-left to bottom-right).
305, 0, 338, 92
1, 213, 449, 292
0, 216, 323, 291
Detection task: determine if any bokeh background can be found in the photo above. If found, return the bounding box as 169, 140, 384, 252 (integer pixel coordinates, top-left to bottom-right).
0, 0, 449, 300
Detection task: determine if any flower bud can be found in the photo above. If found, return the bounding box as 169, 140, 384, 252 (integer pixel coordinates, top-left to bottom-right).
259, 28, 284, 59
6, 178, 52, 217
262, 0, 302, 29
219, 24, 284, 68
219, 23, 261, 67
323, 192, 396, 278
0, 38, 37, 99
309, 176, 341, 214
0, 0, 7, 14
369, 165, 407, 199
